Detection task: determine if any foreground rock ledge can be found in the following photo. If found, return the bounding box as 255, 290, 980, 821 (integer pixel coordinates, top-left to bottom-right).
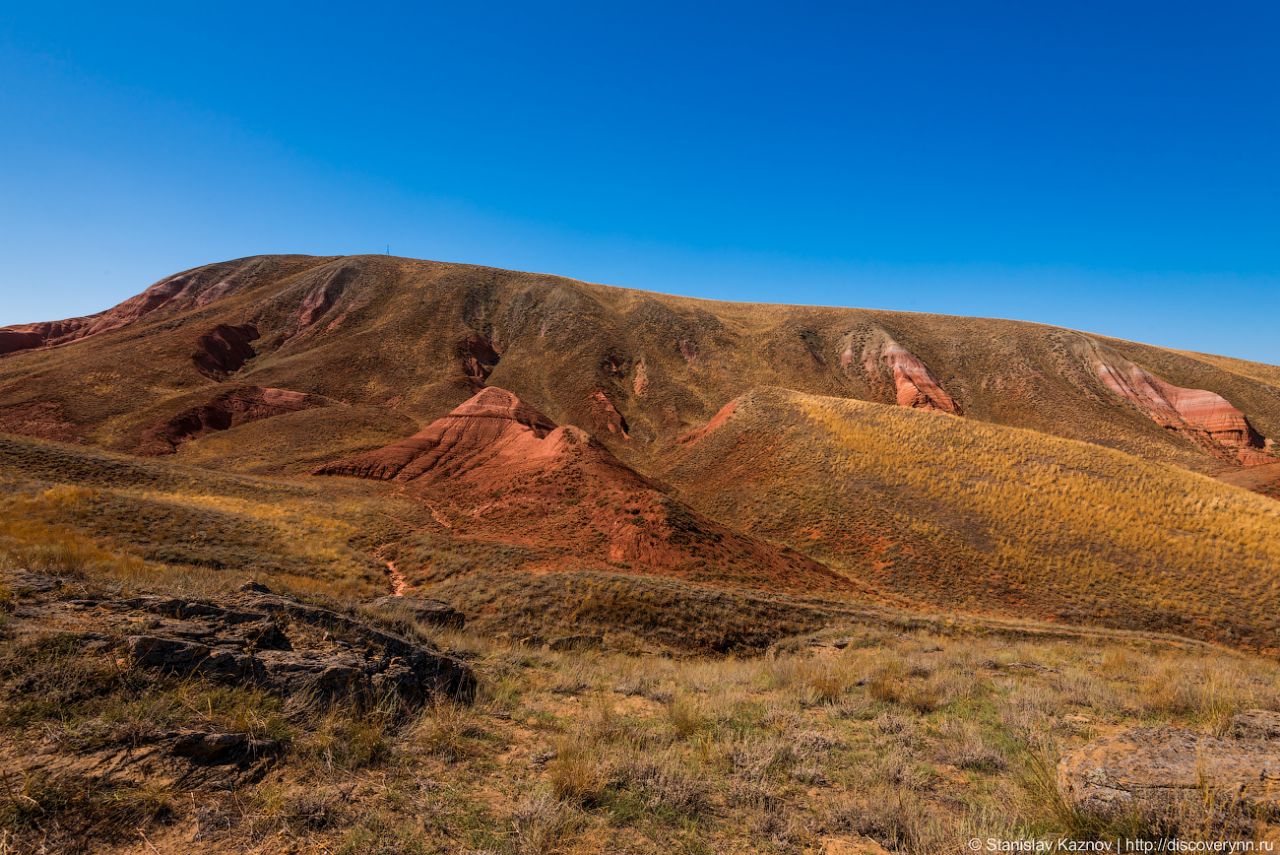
1058, 711, 1280, 827
116, 584, 477, 708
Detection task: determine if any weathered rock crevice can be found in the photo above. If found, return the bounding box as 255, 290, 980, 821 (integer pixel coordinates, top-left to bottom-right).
457, 333, 502, 388
192, 323, 260, 379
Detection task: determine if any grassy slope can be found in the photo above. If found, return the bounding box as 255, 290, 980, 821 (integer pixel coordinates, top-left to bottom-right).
0, 433, 415, 598
663, 388, 1280, 651
0, 433, 873, 652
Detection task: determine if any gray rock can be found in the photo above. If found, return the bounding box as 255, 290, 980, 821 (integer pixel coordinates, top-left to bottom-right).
1230, 708, 1280, 740
1057, 725, 1280, 828
125, 635, 262, 682
123, 588, 476, 708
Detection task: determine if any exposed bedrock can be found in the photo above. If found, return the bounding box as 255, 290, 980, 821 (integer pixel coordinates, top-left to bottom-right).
114, 585, 475, 708
192, 323, 260, 379
678, 399, 738, 445
587, 389, 630, 438
1086, 343, 1271, 465
139, 386, 325, 454
1058, 711, 1280, 828
851, 331, 961, 414
315, 387, 849, 591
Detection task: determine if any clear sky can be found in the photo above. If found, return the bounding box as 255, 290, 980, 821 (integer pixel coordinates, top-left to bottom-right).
2, 2, 1277, 363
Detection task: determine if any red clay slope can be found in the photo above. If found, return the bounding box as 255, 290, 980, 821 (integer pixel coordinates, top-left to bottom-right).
317, 387, 853, 594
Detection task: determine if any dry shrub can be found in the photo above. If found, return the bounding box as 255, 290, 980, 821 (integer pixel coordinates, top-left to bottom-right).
1132, 657, 1274, 733
936, 719, 1007, 773
822, 785, 960, 854
407, 699, 488, 763
508, 791, 579, 855
868, 661, 948, 712
665, 693, 709, 739
546, 741, 609, 806
611, 751, 709, 818
725, 736, 797, 781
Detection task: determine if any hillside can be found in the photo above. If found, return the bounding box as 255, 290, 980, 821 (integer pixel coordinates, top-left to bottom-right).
7, 254, 1280, 853
1, 255, 1276, 480
1, 254, 1279, 655
663, 388, 1280, 651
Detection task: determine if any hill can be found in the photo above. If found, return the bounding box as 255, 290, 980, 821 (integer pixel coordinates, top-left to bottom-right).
663, 387, 1280, 651
1, 254, 1276, 480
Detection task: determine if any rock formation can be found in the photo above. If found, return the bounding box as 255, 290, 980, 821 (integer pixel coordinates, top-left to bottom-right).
457, 333, 501, 388
317, 387, 851, 592
315, 386, 560, 482
587, 389, 630, 438
1086, 342, 1271, 465
853, 332, 960, 414
1058, 711, 1280, 828
678, 399, 738, 445
192, 323, 259, 379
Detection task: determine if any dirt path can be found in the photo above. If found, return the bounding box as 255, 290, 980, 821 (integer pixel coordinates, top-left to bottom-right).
383, 559, 408, 596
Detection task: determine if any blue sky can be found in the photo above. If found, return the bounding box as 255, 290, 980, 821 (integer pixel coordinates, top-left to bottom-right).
2, 2, 1277, 362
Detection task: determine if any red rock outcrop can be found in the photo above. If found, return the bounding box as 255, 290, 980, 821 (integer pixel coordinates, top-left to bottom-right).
677, 399, 738, 445
0, 329, 49, 355
856, 333, 960, 414
139, 387, 324, 454
587, 390, 630, 439
1088, 344, 1271, 465
317, 388, 849, 592
317, 387, 560, 481
632, 358, 649, 396
192, 323, 260, 380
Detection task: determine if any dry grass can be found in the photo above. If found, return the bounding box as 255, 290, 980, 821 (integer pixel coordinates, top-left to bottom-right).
667, 388, 1280, 652
4, 577, 1280, 854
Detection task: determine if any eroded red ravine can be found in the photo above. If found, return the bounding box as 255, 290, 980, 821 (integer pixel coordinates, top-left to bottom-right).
193, 323, 260, 379
587, 389, 630, 439
457, 334, 501, 389
384, 560, 408, 596
678, 399, 738, 445
316, 387, 852, 592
